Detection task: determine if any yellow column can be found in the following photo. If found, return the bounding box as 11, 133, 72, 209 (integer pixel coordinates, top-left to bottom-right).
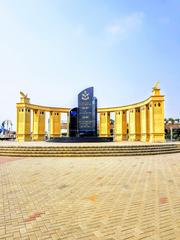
16, 106, 31, 141
99, 112, 110, 137
128, 109, 136, 141
66, 112, 70, 137
114, 111, 127, 141
32, 110, 45, 141
128, 108, 141, 141
50, 112, 61, 138
149, 99, 165, 142
146, 105, 150, 142
140, 105, 149, 142
135, 108, 141, 141
16, 92, 31, 141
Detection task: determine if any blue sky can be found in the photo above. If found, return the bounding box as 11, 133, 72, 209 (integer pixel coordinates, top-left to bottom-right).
0, 0, 180, 128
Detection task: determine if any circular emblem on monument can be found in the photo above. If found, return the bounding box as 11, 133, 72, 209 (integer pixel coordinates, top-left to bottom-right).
82, 90, 89, 100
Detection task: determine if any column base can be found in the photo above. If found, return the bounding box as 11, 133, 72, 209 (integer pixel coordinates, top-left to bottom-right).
128, 134, 136, 141
99, 134, 111, 137
50, 134, 61, 138
16, 134, 31, 142
114, 134, 127, 142
135, 133, 141, 141
129, 134, 141, 141
141, 133, 150, 142
149, 133, 165, 143
32, 134, 45, 141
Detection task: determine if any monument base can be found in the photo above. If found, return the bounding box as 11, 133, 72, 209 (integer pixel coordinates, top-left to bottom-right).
47, 137, 113, 143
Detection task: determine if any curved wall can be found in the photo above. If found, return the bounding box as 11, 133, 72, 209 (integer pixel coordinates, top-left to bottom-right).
16, 86, 165, 142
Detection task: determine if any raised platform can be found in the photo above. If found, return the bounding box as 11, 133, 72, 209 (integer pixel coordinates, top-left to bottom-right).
0, 142, 179, 157
47, 136, 113, 143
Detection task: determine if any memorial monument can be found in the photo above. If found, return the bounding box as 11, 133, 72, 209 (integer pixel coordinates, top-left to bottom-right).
67, 87, 110, 141
69, 87, 97, 137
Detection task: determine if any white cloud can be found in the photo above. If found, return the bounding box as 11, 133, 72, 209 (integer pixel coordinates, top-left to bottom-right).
106, 12, 144, 38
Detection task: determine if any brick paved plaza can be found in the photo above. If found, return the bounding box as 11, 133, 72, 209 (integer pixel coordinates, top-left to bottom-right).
1, 153, 180, 240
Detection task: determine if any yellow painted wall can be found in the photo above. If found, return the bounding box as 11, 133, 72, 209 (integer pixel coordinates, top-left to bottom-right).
140, 106, 146, 142
99, 112, 110, 137
149, 99, 165, 142
128, 109, 136, 141
140, 105, 150, 142
128, 108, 141, 141
114, 111, 127, 141
140, 105, 148, 142
50, 112, 61, 138
16, 107, 31, 141
135, 108, 141, 141
32, 110, 45, 141
146, 105, 150, 141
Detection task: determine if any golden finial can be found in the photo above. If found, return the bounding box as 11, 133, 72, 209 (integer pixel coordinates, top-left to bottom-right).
20, 91, 28, 98
153, 81, 160, 90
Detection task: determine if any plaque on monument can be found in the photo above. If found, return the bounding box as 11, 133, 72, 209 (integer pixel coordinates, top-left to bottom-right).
78, 87, 97, 137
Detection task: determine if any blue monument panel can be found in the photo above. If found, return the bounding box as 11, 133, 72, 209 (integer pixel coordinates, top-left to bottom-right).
78, 87, 97, 136
69, 107, 78, 137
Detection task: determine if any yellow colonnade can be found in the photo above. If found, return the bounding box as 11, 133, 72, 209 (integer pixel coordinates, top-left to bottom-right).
16, 84, 165, 142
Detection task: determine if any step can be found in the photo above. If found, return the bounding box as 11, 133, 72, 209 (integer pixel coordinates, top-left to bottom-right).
0, 147, 178, 153
0, 144, 179, 157
0, 149, 180, 157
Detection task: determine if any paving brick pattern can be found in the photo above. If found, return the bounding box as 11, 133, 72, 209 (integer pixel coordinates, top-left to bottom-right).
0, 154, 180, 240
